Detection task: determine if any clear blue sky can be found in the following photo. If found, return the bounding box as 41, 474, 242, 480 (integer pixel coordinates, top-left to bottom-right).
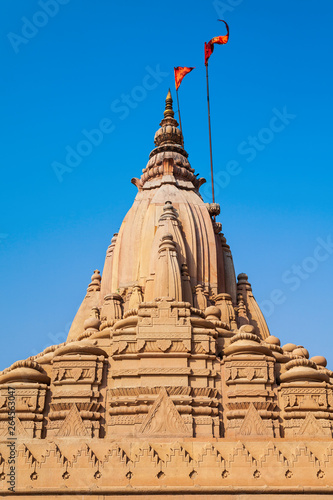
0, 0, 332, 370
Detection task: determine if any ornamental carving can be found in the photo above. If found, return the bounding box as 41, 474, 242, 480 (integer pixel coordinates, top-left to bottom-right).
225, 360, 274, 384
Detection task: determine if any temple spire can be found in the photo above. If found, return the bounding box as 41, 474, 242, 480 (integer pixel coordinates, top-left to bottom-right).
132, 91, 206, 193
152, 90, 183, 151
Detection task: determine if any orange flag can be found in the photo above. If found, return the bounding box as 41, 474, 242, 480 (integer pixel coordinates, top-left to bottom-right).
174, 66, 195, 91
205, 20, 229, 66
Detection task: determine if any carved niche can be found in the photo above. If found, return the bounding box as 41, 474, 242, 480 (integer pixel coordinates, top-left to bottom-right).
0, 360, 50, 438
222, 329, 278, 438
48, 342, 107, 438
279, 358, 332, 437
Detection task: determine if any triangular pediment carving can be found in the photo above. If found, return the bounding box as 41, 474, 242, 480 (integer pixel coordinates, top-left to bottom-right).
57, 403, 87, 437
139, 387, 190, 437
0, 415, 28, 437
15, 416, 29, 436
238, 403, 267, 437
298, 412, 326, 437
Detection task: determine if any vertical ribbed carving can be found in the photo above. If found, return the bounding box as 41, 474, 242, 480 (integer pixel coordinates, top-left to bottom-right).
237, 273, 270, 339
154, 233, 182, 301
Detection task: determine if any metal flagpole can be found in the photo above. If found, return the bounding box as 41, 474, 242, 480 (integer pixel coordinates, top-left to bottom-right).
205, 62, 215, 204
176, 88, 183, 141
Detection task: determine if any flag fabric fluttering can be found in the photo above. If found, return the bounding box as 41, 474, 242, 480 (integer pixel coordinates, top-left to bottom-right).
205, 20, 229, 65
174, 66, 195, 90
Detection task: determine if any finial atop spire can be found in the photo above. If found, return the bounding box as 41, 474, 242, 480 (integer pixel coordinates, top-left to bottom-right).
164, 89, 174, 119
138, 91, 206, 192
137, 92, 206, 192
151, 90, 183, 152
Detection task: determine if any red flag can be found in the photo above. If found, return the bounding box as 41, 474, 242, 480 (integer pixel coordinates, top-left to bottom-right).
174, 66, 195, 91
205, 20, 229, 66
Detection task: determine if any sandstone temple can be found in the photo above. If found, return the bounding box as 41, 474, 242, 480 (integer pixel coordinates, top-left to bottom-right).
1, 91, 332, 498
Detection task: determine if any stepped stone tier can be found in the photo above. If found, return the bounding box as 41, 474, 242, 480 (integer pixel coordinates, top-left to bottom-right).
1, 91, 333, 499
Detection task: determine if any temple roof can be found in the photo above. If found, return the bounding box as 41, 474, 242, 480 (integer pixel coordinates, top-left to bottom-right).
66, 91, 269, 342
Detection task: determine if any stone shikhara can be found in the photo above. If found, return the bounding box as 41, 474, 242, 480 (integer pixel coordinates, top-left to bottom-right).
0, 92, 332, 498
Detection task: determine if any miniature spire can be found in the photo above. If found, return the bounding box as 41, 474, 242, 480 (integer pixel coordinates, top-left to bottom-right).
154, 233, 182, 301
87, 270, 101, 292
237, 273, 270, 339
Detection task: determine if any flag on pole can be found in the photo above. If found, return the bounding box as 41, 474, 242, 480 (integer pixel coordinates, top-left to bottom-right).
204, 20, 230, 204
174, 66, 195, 90
205, 20, 229, 66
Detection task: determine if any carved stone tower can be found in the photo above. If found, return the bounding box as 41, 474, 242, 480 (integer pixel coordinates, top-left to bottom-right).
0, 91, 332, 498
